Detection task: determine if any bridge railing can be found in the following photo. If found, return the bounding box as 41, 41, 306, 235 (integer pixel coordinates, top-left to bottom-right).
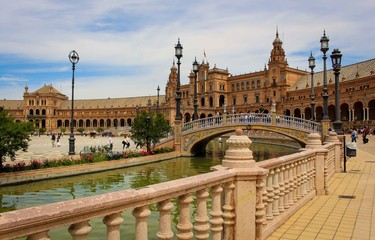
181, 113, 322, 134
0, 134, 340, 240
276, 115, 322, 133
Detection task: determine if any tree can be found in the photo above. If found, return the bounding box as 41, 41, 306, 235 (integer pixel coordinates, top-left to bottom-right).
0, 110, 34, 171
77, 127, 85, 135
131, 111, 172, 152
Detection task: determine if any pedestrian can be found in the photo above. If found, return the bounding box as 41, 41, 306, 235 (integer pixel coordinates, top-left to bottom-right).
351, 128, 358, 142
362, 126, 368, 144
126, 136, 131, 149
57, 134, 61, 147
51, 133, 56, 147
351, 129, 358, 142
108, 136, 113, 150
122, 136, 129, 150
135, 141, 142, 149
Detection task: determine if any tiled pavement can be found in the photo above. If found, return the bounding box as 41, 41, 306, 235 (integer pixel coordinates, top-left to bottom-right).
3, 135, 137, 165
267, 135, 375, 240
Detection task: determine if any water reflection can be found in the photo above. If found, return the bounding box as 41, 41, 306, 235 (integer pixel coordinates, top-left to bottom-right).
0, 142, 297, 213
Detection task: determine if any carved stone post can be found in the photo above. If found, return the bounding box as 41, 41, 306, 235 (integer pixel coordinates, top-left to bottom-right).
132, 205, 151, 240
68, 221, 92, 240
305, 132, 328, 195
103, 212, 124, 240
174, 119, 182, 153
325, 131, 342, 172
210, 185, 224, 240
176, 194, 194, 240
157, 200, 174, 240
220, 129, 268, 240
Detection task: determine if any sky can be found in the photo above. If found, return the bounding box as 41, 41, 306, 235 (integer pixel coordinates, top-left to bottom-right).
0, 0, 374, 100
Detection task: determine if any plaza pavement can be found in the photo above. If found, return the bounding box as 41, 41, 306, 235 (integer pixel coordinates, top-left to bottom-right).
3, 135, 138, 165
267, 134, 375, 240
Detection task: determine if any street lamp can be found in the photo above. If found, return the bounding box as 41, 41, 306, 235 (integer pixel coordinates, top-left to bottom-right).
308, 52, 316, 121
68, 50, 79, 155
175, 39, 183, 121
320, 31, 329, 119
136, 105, 139, 115
146, 116, 151, 152
331, 49, 343, 134
192, 57, 199, 120
157, 85, 160, 113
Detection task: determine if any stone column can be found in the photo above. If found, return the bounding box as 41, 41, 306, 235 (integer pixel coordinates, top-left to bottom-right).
305, 133, 328, 195
219, 129, 268, 240
325, 131, 342, 172
174, 120, 182, 154
320, 119, 331, 142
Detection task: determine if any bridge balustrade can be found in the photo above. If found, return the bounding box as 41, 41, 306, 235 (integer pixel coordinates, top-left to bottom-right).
0, 134, 340, 240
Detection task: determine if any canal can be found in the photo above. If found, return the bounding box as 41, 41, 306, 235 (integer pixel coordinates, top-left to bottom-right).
0, 142, 298, 239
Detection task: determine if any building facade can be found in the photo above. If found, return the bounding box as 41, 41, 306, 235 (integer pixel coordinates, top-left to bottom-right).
1, 31, 375, 133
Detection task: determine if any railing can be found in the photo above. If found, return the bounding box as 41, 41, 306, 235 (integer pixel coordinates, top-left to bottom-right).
181, 113, 322, 134
0, 134, 340, 240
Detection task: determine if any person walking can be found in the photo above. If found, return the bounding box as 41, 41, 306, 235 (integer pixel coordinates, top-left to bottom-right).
51, 133, 56, 147
57, 134, 61, 147
122, 136, 128, 150
351, 129, 358, 142
362, 126, 369, 144
108, 136, 113, 150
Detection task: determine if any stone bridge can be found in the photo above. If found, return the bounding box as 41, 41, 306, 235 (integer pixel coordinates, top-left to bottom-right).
157, 113, 323, 155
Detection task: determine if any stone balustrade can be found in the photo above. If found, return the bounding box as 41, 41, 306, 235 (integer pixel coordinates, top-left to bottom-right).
0, 130, 342, 240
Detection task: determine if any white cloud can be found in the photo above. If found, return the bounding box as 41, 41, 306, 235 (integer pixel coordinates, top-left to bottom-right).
0, 0, 374, 100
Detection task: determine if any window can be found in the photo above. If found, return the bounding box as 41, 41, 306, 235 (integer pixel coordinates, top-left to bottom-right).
244, 95, 248, 104
241, 82, 245, 90
255, 95, 259, 103
233, 97, 236, 105
252, 81, 255, 89
257, 80, 261, 88
232, 84, 235, 91
246, 82, 250, 90
236, 83, 240, 91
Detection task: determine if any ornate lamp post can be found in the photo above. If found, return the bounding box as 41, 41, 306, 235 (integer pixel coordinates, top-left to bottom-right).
136, 105, 139, 115
68, 50, 79, 155
308, 52, 316, 121
175, 39, 183, 120
192, 57, 199, 120
157, 85, 160, 113
320, 31, 329, 119
331, 49, 343, 134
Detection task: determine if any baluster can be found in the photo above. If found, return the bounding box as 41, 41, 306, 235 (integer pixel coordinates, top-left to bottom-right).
283, 164, 290, 210
295, 161, 302, 200
311, 157, 316, 191
68, 221, 92, 240
210, 185, 223, 240
266, 170, 274, 221
301, 159, 308, 196
176, 194, 194, 240
255, 175, 267, 239
305, 157, 312, 193
324, 158, 329, 194
132, 205, 151, 240
308, 157, 315, 191
272, 168, 280, 217
157, 199, 174, 240
289, 163, 296, 205
278, 166, 285, 213
26, 231, 50, 240
103, 212, 124, 240
223, 181, 235, 240
262, 178, 268, 228
194, 189, 210, 240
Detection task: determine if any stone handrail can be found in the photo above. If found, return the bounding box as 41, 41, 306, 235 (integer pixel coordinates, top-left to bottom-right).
181, 113, 322, 134
0, 132, 341, 240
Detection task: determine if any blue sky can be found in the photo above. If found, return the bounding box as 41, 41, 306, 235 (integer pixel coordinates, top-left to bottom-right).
0, 0, 374, 100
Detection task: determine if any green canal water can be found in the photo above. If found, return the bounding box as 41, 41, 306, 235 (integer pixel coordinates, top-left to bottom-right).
0, 142, 298, 239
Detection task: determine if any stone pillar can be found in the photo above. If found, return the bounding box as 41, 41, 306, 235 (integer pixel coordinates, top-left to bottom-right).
325, 131, 343, 172
174, 120, 182, 153
320, 119, 331, 142
218, 129, 268, 240
305, 133, 328, 195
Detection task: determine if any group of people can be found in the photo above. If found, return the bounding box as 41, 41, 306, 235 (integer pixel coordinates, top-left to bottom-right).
122, 136, 131, 150
51, 133, 62, 147
351, 126, 370, 144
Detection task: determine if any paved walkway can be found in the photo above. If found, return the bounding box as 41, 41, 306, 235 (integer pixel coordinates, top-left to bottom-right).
267, 135, 375, 240
3, 135, 138, 165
